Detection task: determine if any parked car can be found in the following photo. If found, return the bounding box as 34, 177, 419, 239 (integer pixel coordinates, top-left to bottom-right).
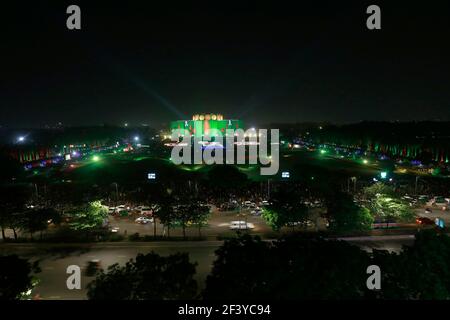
229, 221, 254, 230
251, 208, 263, 215
135, 216, 153, 224
139, 207, 153, 216
286, 220, 313, 227
427, 197, 448, 208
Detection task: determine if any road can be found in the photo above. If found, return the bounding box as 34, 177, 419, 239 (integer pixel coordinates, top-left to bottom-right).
0, 235, 417, 300
0, 241, 221, 300
415, 206, 450, 226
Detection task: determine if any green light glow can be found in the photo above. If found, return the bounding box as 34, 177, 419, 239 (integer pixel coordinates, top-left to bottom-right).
93, 155, 100, 162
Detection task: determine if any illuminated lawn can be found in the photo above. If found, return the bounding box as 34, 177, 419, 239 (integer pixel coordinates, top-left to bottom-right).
23, 149, 403, 186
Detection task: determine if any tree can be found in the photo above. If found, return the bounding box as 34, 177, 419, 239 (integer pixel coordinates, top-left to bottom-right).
175, 202, 210, 239
363, 182, 414, 223
176, 204, 191, 240
393, 230, 450, 299
203, 234, 371, 300
363, 182, 396, 199
157, 204, 177, 238
325, 191, 373, 234
274, 234, 371, 299
369, 194, 414, 223
190, 203, 210, 237
203, 235, 275, 299
152, 190, 177, 238
0, 154, 24, 182
87, 252, 197, 300
0, 255, 40, 300
206, 165, 248, 200
67, 200, 108, 232
0, 185, 31, 241
204, 231, 450, 300
369, 230, 450, 299
18, 207, 60, 240
262, 187, 308, 231
368, 249, 409, 299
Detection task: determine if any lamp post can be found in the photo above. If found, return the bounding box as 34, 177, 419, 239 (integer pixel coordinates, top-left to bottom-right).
112, 182, 119, 207
415, 176, 419, 195
351, 176, 357, 193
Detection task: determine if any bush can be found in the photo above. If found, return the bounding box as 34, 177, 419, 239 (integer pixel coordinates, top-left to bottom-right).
105, 233, 125, 242
128, 233, 141, 241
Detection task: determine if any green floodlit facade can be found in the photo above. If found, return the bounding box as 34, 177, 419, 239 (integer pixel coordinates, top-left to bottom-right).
170, 114, 244, 138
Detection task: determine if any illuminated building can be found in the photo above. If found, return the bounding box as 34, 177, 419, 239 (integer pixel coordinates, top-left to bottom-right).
170, 113, 244, 138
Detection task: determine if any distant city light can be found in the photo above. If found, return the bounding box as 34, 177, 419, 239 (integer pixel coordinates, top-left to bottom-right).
281, 171, 290, 179
17, 136, 25, 142
320, 149, 326, 154
134, 136, 140, 141
147, 173, 156, 180
380, 171, 387, 179
363, 159, 369, 164
93, 155, 100, 162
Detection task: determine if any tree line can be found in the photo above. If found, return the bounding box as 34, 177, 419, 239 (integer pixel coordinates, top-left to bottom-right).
3, 230, 448, 300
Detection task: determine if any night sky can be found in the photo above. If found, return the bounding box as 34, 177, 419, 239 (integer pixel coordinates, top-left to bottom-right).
2, 1, 450, 128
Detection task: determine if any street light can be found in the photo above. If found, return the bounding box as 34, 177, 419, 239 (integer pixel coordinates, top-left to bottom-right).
93, 155, 100, 162
17, 136, 25, 142
112, 182, 119, 206
134, 136, 140, 142
415, 176, 419, 194
349, 176, 357, 193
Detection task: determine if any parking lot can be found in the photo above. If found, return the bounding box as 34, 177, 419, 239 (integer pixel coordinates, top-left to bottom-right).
107, 205, 275, 239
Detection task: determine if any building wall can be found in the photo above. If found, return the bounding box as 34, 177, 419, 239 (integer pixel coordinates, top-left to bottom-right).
170, 119, 244, 138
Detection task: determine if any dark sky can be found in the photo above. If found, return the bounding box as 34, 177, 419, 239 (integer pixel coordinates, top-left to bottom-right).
2, 1, 450, 128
